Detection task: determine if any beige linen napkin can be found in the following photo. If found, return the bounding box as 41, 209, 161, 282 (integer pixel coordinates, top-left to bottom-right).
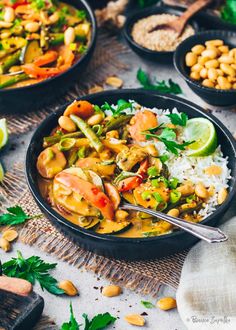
177, 216, 236, 330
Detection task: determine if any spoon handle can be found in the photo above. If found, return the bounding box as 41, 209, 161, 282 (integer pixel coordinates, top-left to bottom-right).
120, 203, 228, 243
177, 0, 212, 34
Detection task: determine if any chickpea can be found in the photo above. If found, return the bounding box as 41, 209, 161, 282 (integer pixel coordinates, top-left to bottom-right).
25, 22, 40, 33
216, 69, 224, 76
115, 210, 129, 221
231, 64, 236, 70
167, 209, 179, 217
206, 45, 221, 56
217, 188, 228, 205
191, 44, 205, 55
185, 52, 197, 67
229, 48, 236, 59
218, 55, 234, 64
205, 39, 223, 47
220, 63, 235, 77
157, 297, 177, 311
87, 113, 104, 126
217, 76, 232, 90
215, 84, 221, 89
195, 183, 208, 199
207, 68, 218, 82
190, 71, 200, 80
218, 45, 229, 53
200, 68, 208, 79
201, 49, 218, 59
205, 59, 219, 69
227, 76, 236, 83
64, 27, 75, 45
58, 116, 77, 132
177, 183, 195, 196
202, 79, 215, 88
198, 56, 210, 65
4, 7, 15, 23
191, 63, 203, 72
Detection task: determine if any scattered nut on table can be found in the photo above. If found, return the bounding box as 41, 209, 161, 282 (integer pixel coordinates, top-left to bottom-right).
156, 297, 177, 311
2, 229, 19, 242
88, 85, 104, 94
101, 284, 122, 297
58, 280, 78, 296
105, 76, 123, 88
124, 314, 145, 326
0, 237, 11, 252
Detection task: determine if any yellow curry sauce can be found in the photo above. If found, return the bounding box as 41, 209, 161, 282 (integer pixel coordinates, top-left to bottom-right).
36, 99, 223, 238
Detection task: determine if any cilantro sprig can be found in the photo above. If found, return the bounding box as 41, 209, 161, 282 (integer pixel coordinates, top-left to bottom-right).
167, 112, 188, 126
101, 99, 133, 117
137, 68, 182, 95
61, 303, 117, 330
0, 205, 42, 226
141, 300, 155, 309
2, 251, 64, 295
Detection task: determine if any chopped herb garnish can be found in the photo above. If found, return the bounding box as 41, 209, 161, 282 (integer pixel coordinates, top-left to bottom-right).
159, 154, 169, 163
167, 112, 188, 127
151, 179, 159, 187
76, 10, 87, 20
0, 205, 42, 226
141, 300, 155, 308
169, 177, 179, 189
137, 68, 182, 95
3, 251, 64, 295
147, 166, 159, 177
170, 190, 181, 204
186, 194, 196, 203
82, 312, 116, 330
141, 191, 152, 200
143, 230, 161, 237
221, 0, 236, 25
61, 303, 81, 330
78, 44, 87, 54
152, 192, 163, 203
101, 99, 133, 117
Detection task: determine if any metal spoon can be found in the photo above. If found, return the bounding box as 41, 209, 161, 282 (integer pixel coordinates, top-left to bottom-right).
120, 203, 228, 243
149, 0, 212, 36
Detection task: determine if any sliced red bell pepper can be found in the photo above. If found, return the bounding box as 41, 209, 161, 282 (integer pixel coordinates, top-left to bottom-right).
55, 172, 114, 220
22, 64, 63, 78
118, 158, 149, 192
34, 51, 58, 67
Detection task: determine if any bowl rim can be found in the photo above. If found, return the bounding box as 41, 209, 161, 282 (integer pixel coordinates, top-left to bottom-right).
0, 0, 97, 94
25, 89, 236, 245
174, 29, 236, 94
123, 5, 199, 56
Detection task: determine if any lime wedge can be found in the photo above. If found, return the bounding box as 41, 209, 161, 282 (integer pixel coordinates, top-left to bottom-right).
184, 118, 217, 156
0, 161, 4, 182
0, 118, 8, 150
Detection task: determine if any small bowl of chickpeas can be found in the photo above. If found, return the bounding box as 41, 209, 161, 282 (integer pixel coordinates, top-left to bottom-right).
174, 30, 236, 107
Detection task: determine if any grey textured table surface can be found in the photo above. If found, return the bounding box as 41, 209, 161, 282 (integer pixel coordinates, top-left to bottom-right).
0, 35, 236, 330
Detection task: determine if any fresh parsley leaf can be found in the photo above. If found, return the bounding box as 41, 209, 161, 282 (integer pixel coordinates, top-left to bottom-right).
159, 154, 169, 163
221, 0, 236, 25
137, 0, 159, 8
137, 69, 182, 95
141, 300, 155, 309
169, 177, 179, 189
76, 10, 87, 20
61, 303, 81, 330
83, 312, 116, 330
167, 113, 188, 126
0, 206, 41, 226
158, 128, 176, 141
101, 99, 132, 117
3, 251, 64, 296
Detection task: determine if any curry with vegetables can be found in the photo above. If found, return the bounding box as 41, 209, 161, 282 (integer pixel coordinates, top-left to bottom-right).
36, 99, 229, 238
0, 0, 91, 89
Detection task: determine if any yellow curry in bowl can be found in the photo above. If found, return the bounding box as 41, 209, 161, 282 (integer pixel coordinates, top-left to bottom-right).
0, 0, 91, 89
36, 99, 229, 238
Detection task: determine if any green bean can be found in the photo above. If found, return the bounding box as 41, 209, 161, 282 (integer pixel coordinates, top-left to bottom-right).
105, 115, 132, 132
78, 146, 86, 159
0, 73, 28, 89
43, 131, 82, 147
70, 114, 103, 153
0, 50, 21, 74
68, 148, 78, 166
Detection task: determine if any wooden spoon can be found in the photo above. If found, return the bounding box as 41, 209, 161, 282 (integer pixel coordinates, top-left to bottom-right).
149, 0, 212, 36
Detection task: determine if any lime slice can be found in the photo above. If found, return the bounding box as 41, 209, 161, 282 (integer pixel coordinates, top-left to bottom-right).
0, 118, 8, 150
184, 118, 217, 156
0, 161, 4, 182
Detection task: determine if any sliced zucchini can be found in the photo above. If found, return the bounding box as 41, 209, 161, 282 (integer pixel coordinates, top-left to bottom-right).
64, 167, 88, 180
85, 218, 100, 229
20, 40, 43, 64
96, 220, 131, 235
86, 170, 104, 191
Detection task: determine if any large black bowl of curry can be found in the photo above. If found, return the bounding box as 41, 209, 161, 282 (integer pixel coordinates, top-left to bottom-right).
26, 89, 236, 260
0, 0, 96, 113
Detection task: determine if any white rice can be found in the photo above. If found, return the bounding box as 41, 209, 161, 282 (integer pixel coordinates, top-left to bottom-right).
106, 100, 231, 219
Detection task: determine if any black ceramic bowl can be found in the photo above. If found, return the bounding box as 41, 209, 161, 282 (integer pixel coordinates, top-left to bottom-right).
26, 89, 236, 261
174, 30, 236, 107
123, 5, 199, 62
0, 0, 96, 114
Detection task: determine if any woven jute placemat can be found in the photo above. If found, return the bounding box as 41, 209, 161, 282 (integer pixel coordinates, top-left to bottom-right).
4, 29, 130, 135
0, 164, 187, 300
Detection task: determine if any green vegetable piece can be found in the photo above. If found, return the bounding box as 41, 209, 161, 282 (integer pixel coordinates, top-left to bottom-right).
49, 33, 64, 46
141, 191, 152, 200
147, 166, 159, 177
45, 148, 55, 163
0, 50, 21, 74
82, 312, 116, 330
159, 154, 169, 163
70, 114, 103, 153
151, 179, 159, 187
114, 171, 141, 184
78, 146, 86, 159
169, 177, 179, 189
152, 192, 163, 203
3, 250, 64, 295
137, 68, 182, 95
167, 112, 188, 127
43, 131, 82, 147
92, 124, 103, 136
0, 73, 29, 89
170, 190, 181, 204
105, 114, 132, 132
141, 300, 155, 309
186, 194, 196, 203
68, 148, 78, 167
58, 138, 76, 151
20, 40, 43, 64
61, 303, 81, 330
0, 205, 41, 226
